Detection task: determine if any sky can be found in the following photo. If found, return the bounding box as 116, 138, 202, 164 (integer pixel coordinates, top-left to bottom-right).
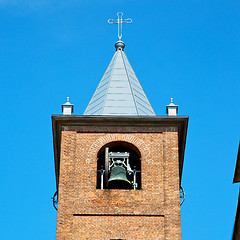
0, 0, 239, 239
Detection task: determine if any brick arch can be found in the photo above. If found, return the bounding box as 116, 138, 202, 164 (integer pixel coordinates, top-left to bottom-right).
86, 134, 150, 164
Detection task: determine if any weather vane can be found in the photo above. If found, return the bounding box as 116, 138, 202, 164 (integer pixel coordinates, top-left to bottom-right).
108, 12, 132, 40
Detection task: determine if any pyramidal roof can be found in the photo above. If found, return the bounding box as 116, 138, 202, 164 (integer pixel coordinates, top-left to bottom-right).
84, 41, 156, 116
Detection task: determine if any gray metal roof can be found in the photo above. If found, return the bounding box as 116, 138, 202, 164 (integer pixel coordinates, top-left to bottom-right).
84, 41, 156, 116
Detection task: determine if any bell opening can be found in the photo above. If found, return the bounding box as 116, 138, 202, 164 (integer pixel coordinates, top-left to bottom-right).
97, 141, 141, 190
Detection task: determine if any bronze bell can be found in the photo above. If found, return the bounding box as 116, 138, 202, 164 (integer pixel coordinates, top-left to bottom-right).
108, 165, 132, 189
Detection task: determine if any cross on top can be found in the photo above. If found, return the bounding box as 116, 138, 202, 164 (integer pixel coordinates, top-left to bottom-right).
108, 12, 132, 40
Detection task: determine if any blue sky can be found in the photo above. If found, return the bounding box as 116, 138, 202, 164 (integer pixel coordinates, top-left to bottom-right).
0, 1, 239, 239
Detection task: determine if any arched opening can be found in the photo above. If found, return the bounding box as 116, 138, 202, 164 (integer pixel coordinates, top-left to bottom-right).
97, 141, 141, 190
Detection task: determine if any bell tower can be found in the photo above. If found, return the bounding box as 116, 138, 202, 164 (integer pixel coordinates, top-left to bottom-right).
52, 13, 188, 240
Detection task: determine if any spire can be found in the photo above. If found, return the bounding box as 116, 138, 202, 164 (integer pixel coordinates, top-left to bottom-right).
84, 13, 155, 116
84, 41, 155, 116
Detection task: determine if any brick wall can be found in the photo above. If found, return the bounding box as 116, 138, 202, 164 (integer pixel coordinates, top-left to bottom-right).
56, 127, 181, 240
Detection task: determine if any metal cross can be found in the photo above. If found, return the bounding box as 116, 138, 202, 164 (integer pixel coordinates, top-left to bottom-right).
108, 12, 132, 40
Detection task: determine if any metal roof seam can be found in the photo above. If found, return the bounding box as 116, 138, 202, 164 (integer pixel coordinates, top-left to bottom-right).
84, 51, 117, 115
121, 50, 139, 115
101, 50, 120, 115
123, 52, 156, 116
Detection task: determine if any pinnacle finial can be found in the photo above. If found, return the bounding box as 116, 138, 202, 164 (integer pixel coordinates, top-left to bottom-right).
115, 40, 125, 50
166, 98, 178, 116
108, 12, 132, 41
62, 97, 74, 115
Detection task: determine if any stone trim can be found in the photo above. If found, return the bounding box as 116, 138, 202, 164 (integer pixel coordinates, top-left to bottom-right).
86, 134, 150, 164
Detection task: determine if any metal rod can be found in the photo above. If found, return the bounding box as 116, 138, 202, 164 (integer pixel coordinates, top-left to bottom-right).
133, 168, 136, 190
105, 147, 109, 188
100, 168, 104, 190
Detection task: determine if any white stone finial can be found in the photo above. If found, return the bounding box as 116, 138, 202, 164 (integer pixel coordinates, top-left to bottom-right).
166, 98, 178, 116
62, 97, 74, 115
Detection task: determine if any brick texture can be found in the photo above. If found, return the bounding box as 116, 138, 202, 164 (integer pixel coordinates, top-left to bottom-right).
56, 127, 181, 240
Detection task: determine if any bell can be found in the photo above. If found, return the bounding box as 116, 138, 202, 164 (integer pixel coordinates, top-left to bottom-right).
108, 165, 132, 189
